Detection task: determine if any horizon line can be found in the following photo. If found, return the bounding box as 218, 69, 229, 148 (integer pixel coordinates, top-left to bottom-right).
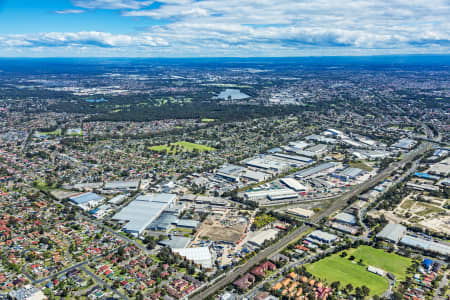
0, 54, 450, 59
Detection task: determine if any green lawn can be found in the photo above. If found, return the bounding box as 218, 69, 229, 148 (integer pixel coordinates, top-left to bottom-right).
347, 246, 412, 281
38, 128, 62, 136
201, 118, 216, 122
149, 141, 216, 154
306, 253, 389, 296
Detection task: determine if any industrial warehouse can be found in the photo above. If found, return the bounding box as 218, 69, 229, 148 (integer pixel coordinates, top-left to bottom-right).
68, 192, 105, 211
112, 193, 177, 236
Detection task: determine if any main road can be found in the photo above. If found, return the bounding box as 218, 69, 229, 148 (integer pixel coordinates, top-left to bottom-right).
191, 142, 430, 300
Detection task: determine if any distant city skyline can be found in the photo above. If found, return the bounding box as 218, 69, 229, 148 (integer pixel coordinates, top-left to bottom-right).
0, 0, 449, 57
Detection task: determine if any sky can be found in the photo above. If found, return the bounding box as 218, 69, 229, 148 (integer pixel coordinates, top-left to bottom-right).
0, 0, 449, 57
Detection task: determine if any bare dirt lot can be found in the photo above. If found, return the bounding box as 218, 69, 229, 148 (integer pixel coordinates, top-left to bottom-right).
198, 217, 247, 243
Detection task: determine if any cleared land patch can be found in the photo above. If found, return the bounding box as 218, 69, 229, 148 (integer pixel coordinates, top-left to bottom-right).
348, 160, 373, 172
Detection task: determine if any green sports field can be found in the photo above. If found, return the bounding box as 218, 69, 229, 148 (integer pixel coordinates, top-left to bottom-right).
306, 246, 412, 296
306, 255, 388, 296
347, 246, 412, 281
149, 141, 216, 154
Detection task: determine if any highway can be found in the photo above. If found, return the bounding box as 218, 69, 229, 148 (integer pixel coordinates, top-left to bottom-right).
191, 141, 430, 300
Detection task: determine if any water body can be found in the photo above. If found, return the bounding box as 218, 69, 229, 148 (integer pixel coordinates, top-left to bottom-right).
216, 89, 250, 100
85, 98, 107, 103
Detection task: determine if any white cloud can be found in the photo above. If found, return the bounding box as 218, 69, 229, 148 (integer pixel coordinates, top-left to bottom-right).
72, 0, 153, 10
0, 32, 168, 49
2, 0, 450, 56
54, 9, 86, 14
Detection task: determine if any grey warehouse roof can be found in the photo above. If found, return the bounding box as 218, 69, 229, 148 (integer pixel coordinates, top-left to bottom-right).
295, 162, 336, 178
173, 247, 212, 268
176, 219, 200, 228
113, 193, 176, 235
309, 230, 338, 242
400, 235, 450, 256
218, 164, 246, 175
334, 212, 357, 225
104, 180, 139, 189
340, 167, 364, 177
148, 212, 178, 231
69, 192, 104, 205
376, 223, 406, 243
159, 236, 191, 249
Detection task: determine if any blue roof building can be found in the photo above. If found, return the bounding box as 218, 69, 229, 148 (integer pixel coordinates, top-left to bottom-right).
69, 192, 104, 211
422, 258, 434, 270
69, 192, 104, 205
414, 172, 440, 181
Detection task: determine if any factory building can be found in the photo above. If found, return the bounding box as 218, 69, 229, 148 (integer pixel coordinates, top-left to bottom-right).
400, 235, 450, 256
247, 229, 279, 248
112, 193, 177, 236
295, 162, 336, 179
286, 207, 314, 218
391, 138, 417, 150
148, 212, 179, 231
307, 230, 338, 244
159, 236, 191, 249
245, 157, 289, 173
215, 164, 246, 182
176, 219, 200, 228
104, 180, 139, 191
243, 190, 273, 201
304, 144, 329, 157
108, 194, 127, 205
271, 153, 313, 164
241, 170, 271, 182
406, 182, 439, 192
333, 212, 357, 225
280, 178, 307, 191
69, 192, 105, 211
331, 167, 365, 181
413, 172, 440, 181
288, 141, 310, 150
173, 247, 213, 269
376, 223, 407, 243
305, 134, 337, 144
324, 128, 344, 137
244, 189, 298, 202
267, 189, 299, 201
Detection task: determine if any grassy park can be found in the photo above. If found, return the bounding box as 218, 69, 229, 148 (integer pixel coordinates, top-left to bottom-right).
149, 141, 216, 154
306, 246, 412, 296
347, 246, 412, 281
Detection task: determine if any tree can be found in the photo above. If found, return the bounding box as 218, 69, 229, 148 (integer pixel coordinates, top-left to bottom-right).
345, 283, 353, 293
331, 281, 340, 291
187, 264, 196, 275
361, 285, 370, 296
354, 287, 362, 298
136, 292, 144, 300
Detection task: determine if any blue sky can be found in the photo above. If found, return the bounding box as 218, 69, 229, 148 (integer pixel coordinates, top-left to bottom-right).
0, 0, 449, 57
